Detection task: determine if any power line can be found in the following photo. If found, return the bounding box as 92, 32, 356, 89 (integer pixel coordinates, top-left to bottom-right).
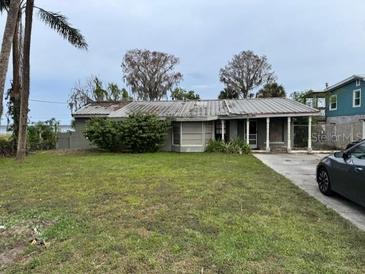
30, 99, 68, 105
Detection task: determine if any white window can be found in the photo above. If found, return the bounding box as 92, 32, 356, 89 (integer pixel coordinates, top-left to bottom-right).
317, 98, 326, 108
353, 89, 361, 108
329, 95, 337, 111
356, 79, 361, 87
305, 98, 313, 108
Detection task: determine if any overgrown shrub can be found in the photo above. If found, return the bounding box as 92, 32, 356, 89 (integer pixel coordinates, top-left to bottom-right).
83, 118, 123, 152
0, 137, 15, 157
27, 119, 59, 151
205, 139, 225, 153
84, 113, 169, 153
206, 138, 251, 154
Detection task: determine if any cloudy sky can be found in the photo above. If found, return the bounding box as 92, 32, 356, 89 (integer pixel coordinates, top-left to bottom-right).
1, 0, 365, 124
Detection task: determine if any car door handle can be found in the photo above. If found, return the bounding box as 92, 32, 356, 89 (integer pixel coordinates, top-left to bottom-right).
354, 167, 364, 173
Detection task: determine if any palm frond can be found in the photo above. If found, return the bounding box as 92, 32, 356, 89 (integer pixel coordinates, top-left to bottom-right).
37, 7, 88, 49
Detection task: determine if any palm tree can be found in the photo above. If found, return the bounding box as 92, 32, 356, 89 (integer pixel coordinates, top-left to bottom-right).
16, 0, 33, 160
0, 0, 88, 160
0, 0, 21, 121
256, 83, 286, 98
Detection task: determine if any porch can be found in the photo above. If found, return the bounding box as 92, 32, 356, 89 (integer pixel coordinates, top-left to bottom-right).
214, 116, 314, 153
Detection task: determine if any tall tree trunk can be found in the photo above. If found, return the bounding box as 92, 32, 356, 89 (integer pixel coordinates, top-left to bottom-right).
16, 0, 34, 161
0, 0, 22, 122
11, 13, 22, 149
12, 16, 22, 99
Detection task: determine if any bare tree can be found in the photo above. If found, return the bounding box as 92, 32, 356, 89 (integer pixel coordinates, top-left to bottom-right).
122, 49, 183, 101
0, 0, 21, 121
219, 50, 276, 98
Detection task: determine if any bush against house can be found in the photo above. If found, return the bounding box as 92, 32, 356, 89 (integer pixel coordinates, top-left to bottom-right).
84, 114, 170, 153
206, 138, 251, 154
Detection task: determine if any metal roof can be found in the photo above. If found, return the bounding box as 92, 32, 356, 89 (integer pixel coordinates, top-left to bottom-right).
225, 98, 319, 118
73, 102, 129, 117
106, 98, 319, 120
109, 100, 228, 120
325, 74, 365, 92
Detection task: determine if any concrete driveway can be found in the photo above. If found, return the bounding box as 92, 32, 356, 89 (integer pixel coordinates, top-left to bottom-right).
254, 153, 365, 231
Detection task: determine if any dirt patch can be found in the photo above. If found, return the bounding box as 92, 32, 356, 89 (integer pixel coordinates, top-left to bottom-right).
0, 220, 54, 270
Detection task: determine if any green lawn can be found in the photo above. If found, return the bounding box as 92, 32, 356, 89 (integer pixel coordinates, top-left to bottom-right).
0, 152, 364, 273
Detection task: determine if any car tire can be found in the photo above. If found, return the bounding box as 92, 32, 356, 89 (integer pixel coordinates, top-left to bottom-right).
317, 167, 333, 196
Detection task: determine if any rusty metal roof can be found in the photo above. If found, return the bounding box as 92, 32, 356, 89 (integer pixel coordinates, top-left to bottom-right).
225, 98, 319, 118
109, 100, 228, 120
73, 102, 129, 117
75, 98, 319, 120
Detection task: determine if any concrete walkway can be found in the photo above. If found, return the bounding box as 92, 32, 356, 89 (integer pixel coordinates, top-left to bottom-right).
254, 153, 365, 231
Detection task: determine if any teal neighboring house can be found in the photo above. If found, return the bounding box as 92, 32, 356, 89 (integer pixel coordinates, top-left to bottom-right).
326, 75, 365, 118
324, 75, 365, 146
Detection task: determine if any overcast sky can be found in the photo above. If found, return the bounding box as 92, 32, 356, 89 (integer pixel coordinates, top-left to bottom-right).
1, 0, 365, 124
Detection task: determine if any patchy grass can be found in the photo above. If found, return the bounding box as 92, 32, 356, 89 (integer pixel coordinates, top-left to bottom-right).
0, 151, 364, 273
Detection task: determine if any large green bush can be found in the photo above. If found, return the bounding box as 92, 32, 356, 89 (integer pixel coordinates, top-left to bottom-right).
84, 113, 169, 153
0, 137, 15, 157
206, 138, 251, 154
0, 119, 58, 157
27, 119, 59, 151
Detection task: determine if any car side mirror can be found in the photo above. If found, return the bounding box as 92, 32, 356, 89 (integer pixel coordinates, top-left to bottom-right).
334, 151, 343, 158
343, 152, 351, 161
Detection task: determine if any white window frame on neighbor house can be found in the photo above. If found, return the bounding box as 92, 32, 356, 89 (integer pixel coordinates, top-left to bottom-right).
329, 95, 337, 111
356, 79, 361, 87
353, 89, 361, 108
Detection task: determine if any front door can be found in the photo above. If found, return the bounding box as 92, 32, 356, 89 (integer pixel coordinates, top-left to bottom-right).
248, 120, 257, 149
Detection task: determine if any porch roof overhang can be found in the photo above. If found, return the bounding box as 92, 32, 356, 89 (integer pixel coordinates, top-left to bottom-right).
218, 112, 319, 120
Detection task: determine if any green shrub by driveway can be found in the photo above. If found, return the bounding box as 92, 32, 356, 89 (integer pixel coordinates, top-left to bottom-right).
0, 152, 364, 273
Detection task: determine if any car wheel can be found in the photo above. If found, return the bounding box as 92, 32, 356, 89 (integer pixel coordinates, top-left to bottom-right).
317, 167, 333, 196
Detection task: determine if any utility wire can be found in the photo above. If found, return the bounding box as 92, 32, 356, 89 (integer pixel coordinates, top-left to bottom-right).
30, 99, 68, 104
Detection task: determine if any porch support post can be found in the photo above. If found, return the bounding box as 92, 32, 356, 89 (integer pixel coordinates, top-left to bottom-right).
266, 117, 270, 152
362, 120, 365, 139
308, 116, 312, 153
212, 121, 215, 140
287, 117, 291, 152
221, 120, 225, 141
246, 118, 250, 145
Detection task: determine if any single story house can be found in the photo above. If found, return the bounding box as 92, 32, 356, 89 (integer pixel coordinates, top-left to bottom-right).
65, 98, 319, 153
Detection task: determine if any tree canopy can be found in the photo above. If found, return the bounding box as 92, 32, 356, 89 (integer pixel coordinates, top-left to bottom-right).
219, 50, 276, 98
171, 88, 200, 100
122, 49, 182, 101
256, 83, 286, 98
68, 76, 131, 113
290, 90, 314, 104
217, 88, 240, 99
